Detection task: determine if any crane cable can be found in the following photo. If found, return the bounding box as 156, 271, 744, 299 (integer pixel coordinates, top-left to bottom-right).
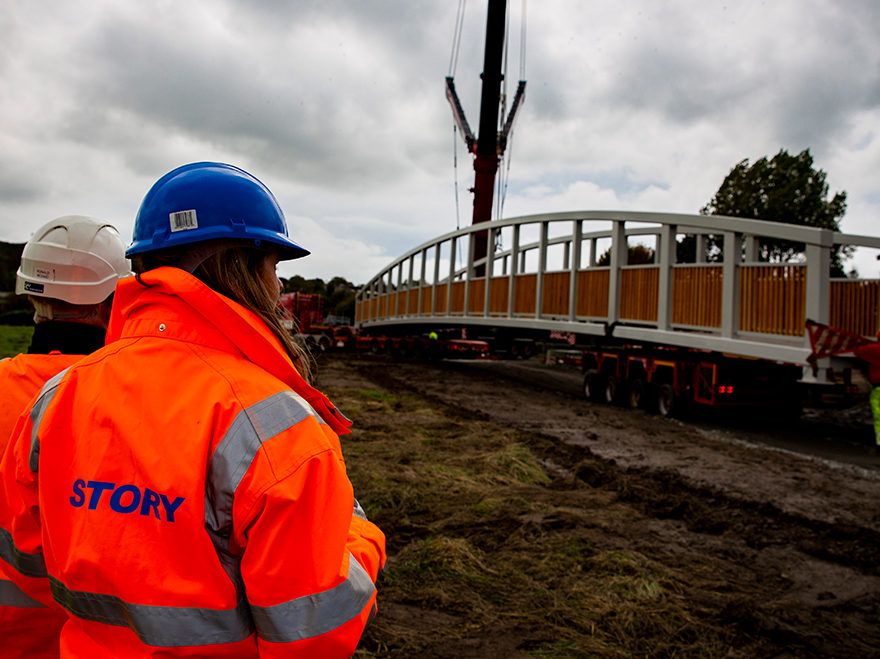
450, 0, 467, 268
496, 0, 527, 249
448, 0, 466, 77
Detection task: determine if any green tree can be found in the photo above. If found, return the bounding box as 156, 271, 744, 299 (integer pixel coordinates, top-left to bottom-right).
596, 243, 655, 266
700, 148, 850, 275
279, 275, 358, 323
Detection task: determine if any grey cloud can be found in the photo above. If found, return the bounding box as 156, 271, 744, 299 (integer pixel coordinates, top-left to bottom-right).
0, 164, 43, 204
57, 4, 450, 191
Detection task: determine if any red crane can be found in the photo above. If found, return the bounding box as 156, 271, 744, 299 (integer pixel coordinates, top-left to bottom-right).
445, 0, 526, 276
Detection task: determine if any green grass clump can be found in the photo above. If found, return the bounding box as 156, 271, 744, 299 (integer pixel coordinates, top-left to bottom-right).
0, 325, 33, 358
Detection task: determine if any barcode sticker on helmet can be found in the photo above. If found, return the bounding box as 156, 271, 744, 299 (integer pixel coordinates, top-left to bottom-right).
170, 210, 198, 232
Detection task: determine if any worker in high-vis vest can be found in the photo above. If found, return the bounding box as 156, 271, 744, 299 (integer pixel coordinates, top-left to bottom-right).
854, 331, 880, 446
0, 215, 130, 659
0, 162, 386, 658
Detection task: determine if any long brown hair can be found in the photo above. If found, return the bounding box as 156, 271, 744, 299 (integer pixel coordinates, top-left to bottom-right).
133, 242, 314, 382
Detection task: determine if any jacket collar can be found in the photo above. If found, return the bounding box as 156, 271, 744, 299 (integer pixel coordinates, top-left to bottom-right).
28, 321, 106, 355
108, 267, 352, 435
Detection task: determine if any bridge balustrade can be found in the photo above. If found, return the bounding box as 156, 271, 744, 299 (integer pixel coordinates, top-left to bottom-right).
355, 211, 880, 365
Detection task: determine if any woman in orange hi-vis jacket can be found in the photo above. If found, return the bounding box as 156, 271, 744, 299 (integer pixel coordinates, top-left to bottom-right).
0, 215, 130, 658
0, 162, 386, 658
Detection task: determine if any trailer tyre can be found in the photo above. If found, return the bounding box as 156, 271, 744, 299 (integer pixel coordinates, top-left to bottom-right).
583, 369, 602, 401
628, 377, 645, 409
318, 335, 332, 352
603, 375, 619, 405
656, 383, 676, 417
370, 340, 380, 354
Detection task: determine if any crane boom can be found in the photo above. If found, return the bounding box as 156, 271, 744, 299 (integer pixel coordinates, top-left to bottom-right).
444, 0, 526, 275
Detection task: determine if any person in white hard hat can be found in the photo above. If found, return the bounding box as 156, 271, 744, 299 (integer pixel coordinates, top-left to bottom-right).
0, 215, 130, 659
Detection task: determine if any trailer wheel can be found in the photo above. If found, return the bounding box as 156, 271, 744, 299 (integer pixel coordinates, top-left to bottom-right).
603, 375, 619, 405
627, 377, 645, 409
583, 369, 601, 401
656, 383, 676, 417
370, 340, 380, 354
318, 335, 332, 352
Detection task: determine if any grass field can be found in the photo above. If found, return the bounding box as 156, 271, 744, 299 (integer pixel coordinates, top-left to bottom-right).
0, 325, 33, 358
323, 360, 778, 658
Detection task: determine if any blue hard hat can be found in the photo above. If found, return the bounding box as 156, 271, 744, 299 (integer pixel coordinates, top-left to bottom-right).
127, 162, 309, 260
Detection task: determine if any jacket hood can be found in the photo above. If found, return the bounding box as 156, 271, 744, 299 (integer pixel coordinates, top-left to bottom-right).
108, 267, 352, 435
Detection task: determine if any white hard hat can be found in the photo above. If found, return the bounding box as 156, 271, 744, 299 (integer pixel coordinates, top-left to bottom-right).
16, 215, 131, 305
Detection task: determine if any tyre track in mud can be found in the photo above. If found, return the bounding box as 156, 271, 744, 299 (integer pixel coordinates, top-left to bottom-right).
338, 354, 880, 657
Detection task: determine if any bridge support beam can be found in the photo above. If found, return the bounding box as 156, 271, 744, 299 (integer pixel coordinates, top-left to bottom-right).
568, 220, 582, 322
418, 247, 427, 317
536, 221, 548, 318
446, 237, 455, 317
657, 224, 675, 332
805, 232, 832, 342
607, 220, 626, 326
507, 224, 520, 318
432, 243, 441, 316
484, 226, 496, 318
721, 231, 740, 339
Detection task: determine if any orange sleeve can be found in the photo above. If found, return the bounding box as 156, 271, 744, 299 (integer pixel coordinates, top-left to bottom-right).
234, 420, 385, 658
348, 504, 387, 583
0, 405, 55, 607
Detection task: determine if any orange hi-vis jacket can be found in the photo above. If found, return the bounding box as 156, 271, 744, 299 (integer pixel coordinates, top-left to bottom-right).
0, 267, 386, 658
0, 352, 81, 659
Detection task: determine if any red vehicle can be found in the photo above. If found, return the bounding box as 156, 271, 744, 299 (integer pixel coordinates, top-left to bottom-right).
279, 293, 324, 332
581, 344, 804, 417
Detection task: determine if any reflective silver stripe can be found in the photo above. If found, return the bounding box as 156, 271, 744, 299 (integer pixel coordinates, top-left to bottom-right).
50, 577, 253, 647
206, 390, 320, 539
28, 368, 69, 472
201, 390, 327, 643
0, 578, 46, 608
0, 527, 47, 578
251, 552, 375, 643
353, 498, 368, 521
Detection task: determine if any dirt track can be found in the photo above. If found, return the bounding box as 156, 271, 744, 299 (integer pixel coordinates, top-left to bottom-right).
319, 353, 880, 657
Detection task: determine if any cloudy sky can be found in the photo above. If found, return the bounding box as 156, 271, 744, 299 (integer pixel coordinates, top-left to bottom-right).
2, 0, 879, 283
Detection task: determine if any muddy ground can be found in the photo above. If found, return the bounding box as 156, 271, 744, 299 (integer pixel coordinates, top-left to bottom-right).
317, 353, 880, 658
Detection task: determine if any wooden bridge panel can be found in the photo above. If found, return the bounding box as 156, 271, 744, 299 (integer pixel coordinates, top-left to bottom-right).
830, 280, 880, 337
620, 268, 659, 323
407, 290, 419, 315
468, 278, 486, 314
575, 269, 609, 317
672, 266, 722, 328
514, 274, 537, 315
489, 276, 509, 313
739, 265, 805, 336
433, 284, 448, 314
542, 272, 570, 316
450, 281, 465, 314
